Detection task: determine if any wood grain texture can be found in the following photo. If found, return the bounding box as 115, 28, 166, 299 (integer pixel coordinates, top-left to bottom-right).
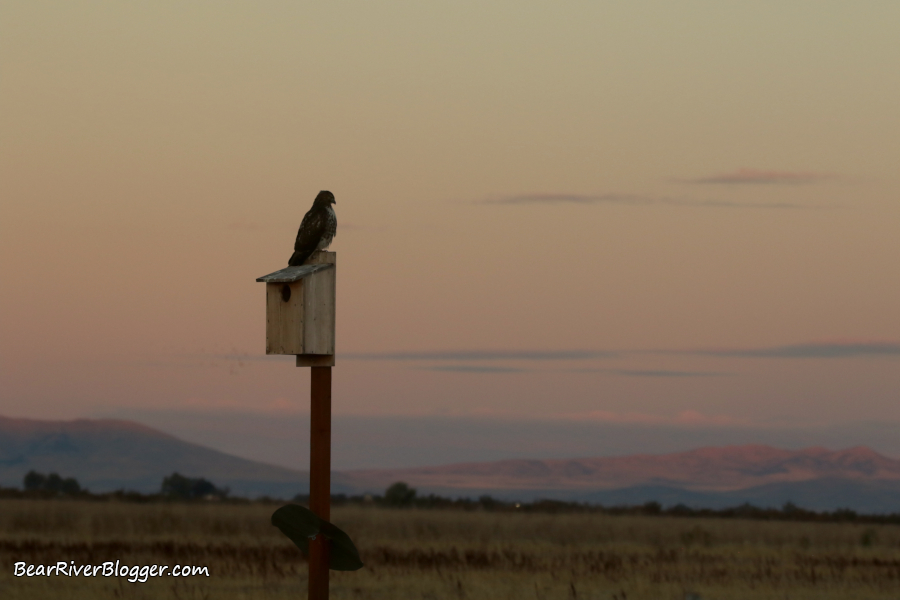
263, 251, 335, 356
303, 252, 336, 356
265, 280, 304, 354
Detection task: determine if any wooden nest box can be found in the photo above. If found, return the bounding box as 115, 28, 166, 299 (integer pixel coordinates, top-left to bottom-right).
255, 251, 335, 367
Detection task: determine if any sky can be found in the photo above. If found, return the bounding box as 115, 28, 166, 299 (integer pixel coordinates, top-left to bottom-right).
2, 2, 899, 466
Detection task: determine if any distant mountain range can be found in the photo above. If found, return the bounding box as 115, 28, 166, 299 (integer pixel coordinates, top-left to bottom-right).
344, 444, 900, 492
2, 415, 899, 513
342, 445, 900, 513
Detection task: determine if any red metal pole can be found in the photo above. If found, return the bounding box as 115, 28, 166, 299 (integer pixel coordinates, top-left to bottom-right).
309, 366, 331, 599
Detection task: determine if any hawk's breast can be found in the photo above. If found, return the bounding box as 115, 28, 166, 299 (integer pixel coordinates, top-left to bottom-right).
315, 205, 337, 251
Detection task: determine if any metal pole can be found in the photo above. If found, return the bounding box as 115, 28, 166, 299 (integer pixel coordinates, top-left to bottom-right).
309, 366, 331, 599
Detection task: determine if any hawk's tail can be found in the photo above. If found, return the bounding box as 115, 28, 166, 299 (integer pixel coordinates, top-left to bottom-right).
288, 251, 311, 267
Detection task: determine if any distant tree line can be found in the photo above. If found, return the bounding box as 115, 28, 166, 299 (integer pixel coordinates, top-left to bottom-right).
23, 470, 83, 495
293, 481, 897, 524
6, 474, 900, 525
15, 471, 229, 501
161, 472, 229, 500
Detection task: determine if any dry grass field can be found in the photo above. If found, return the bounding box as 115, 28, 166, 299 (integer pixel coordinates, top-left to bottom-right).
2, 498, 900, 600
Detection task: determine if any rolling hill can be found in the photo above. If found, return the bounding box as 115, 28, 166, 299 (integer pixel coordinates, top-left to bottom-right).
0, 416, 310, 498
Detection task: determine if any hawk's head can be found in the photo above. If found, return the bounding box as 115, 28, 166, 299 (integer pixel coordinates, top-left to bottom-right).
314, 190, 336, 206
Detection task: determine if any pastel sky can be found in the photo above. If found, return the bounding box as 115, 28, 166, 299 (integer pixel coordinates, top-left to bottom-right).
2, 3, 899, 450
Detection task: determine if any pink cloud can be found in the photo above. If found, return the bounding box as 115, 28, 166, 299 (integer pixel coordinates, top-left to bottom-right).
673, 410, 743, 426
181, 396, 303, 412
557, 409, 746, 427
679, 168, 835, 185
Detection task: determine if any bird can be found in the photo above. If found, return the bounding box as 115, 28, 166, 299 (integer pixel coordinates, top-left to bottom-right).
288, 190, 337, 266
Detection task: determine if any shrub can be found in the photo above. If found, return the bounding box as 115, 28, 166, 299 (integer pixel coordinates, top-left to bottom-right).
161, 472, 229, 500
22, 470, 82, 495
384, 482, 416, 507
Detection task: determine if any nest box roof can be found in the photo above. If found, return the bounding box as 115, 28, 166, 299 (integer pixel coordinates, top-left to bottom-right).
255, 263, 334, 283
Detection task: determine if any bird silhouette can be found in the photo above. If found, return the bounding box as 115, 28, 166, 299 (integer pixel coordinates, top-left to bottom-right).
288, 191, 337, 266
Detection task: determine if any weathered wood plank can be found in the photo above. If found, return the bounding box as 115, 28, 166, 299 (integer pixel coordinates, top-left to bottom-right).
303, 252, 336, 356
256, 263, 333, 283
265, 279, 305, 354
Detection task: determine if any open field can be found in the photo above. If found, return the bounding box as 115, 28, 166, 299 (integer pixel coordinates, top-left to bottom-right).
2, 499, 900, 600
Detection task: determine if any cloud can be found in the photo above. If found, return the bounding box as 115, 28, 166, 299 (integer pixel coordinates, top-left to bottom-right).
682, 341, 900, 359
343, 350, 619, 361
606, 369, 730, 378
345, 350, 734, 377
211, 341, 900, 367
478, 193, 812, 210
161, 353, 293, 365
481, 193, 652, 206
677, 168, 835, 185
558, 409, 745, 427
179, 395, 303, 412
415, 365, 727, 376
419, 365, 528, 373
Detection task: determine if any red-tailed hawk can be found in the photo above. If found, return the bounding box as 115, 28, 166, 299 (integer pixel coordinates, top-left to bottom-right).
288, 190, 337, 266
